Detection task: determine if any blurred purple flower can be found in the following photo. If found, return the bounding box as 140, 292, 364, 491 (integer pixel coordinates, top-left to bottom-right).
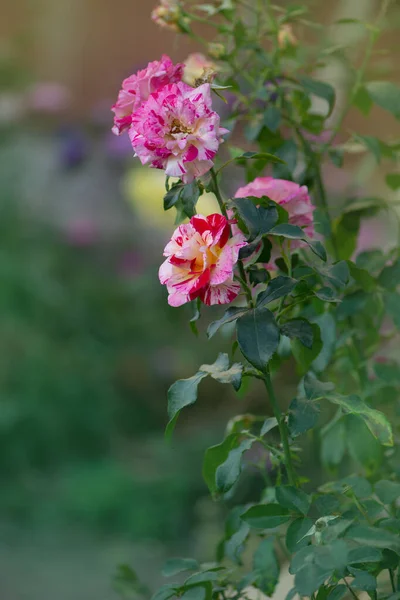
57, 127, 88, 168
104, 130, 133, 160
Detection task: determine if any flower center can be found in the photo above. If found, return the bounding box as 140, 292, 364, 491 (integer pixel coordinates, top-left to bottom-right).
170, 118, 192, 135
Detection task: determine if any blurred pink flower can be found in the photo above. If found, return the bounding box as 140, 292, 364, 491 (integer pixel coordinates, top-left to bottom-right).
65, 219, 98, 247
159, 213, 247, 306
111, 55, 183, 136
27, 82, 71, 113
129, 82, 228, 183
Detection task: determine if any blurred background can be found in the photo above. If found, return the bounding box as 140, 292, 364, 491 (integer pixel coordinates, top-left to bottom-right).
1, 1, 399, 598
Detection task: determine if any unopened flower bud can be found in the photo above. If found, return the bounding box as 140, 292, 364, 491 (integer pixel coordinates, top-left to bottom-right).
277, 24, 297, 49
151, 1, 189, 33
207, 42, 225, 60
183, 53, 217, 86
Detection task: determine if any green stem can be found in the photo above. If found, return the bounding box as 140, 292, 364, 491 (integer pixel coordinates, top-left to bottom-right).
263, 371, 297, 486
238, 261, 255, 308
210, 168, 228, 218
211, 168, 254, 307
344, 580, 359, 600
389, 568, 396, 593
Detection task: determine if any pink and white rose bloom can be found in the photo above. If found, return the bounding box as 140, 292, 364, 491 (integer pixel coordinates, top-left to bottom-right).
129, 81, 228, 183
159, 213, 247, 306
234, 177, 315, 267
111, 55, 183, 136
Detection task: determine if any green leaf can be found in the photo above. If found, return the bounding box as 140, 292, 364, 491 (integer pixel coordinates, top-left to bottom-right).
256, 275, 297, 308
374, 360, 400, 384
352, 85, 373, 116
348, 567, 377, 591
286, 517, 314, 553
304, 374, 335, 400
203, 434, 237, 495
184, 570, 224, 586
375, 480, 400, 505
314, 540, 349, 571
379, 259, 400, 289
237, 308, 280, 372
180, 583, 212, 600
167, 355, 243, 437
166, 371, 208, 439
334, 212, 361, 259
164, 181, 201, 218
162, 558, 200, 577
260, 417, 278, 436
290, 546, 316, 575
327, 393, 393, 446
207, 307, 249, 339
291, 323, 323, 372
346, 415, 382, 474
269, 223, 304, 239
276, 485, 311, 515
312, 312, 337, 373
288, 396, 320, 437
321, 418, 346, 468
347, 261, 376, 292
336, 291, 368, 320
253, 538, 280, 595
151, 584, 179, 600
232, 198, 278, 241
113, 565, 148, 597
263, 107, 282, 133
299, 76, 336, 116
234, 151, 285, 164
295, 564, 333, 597
327, 585, 347, 600
348, 547, 382, 564
216, 437, 254, 493
345, 525, 400, 553
241, 503, 291, 529
354, 134, 382, 162
386, 173, 400, 191
365, 81, 400, 119
384, 293, 400, 329
281, 319, 314, 349
308, 240, 327, 262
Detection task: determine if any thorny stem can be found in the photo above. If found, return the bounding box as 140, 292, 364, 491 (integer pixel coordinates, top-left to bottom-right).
264, 371, 297, 486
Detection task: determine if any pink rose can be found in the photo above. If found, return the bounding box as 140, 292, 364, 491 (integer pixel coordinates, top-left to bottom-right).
234, 177, 314, 267
159, 213, 247, 307
129, 82, 228, 183
111, 55, 183, 136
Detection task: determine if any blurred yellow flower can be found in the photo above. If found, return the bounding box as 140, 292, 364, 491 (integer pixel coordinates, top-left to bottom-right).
122, 166, 220, 229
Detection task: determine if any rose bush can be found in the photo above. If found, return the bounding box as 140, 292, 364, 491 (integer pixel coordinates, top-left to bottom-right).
113, 2, 400, 600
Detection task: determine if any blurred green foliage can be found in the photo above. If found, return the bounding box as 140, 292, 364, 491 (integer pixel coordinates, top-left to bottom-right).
0, 200, 229, 539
